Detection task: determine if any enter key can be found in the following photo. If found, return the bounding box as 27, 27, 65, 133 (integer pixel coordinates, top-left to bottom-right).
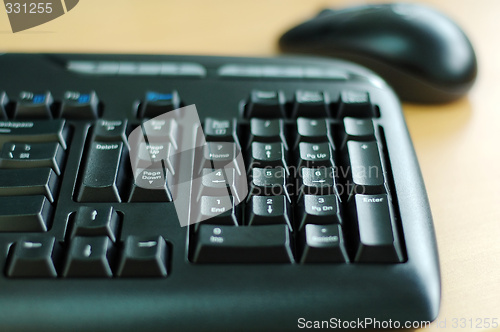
352, 194, 403, 263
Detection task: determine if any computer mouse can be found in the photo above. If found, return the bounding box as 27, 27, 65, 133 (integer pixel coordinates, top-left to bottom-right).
279, 4, 477, 103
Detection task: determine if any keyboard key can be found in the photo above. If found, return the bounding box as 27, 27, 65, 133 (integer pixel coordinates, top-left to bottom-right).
198, 168, 232, 198
139, 91, 181, 118
353, 194, 403, 263
201, 168, 233, 190
245, 90, 285, 118
0, 196, 52, 232
299, 167, 336, 198
60, 91, 99, 119
69, 206, 120, 242
135, 141, 175, 174
297, 142, 334, 168
141, 118, 178, 150
77, 142, 124, 202
204, 118, 237, 142
93, 119, 127, 142
295, 118, 333, 147
0, 167, 59, 203
343, 117, 375, 139
203, 142, 236, 169
0, 119, 67, 150
192, 224, 294, 263
197, 196, 238, 226
62, 236, 114, 277
199, 168, 246, 203
292, 90, 330, 118
248, 167, 289, 199
128, 166, 172, 202
298, 194, 341, 229
300, 224, 348, 263
345, 141, 385, 197
246, 195, 292, 230
339, 117, 375, 149
14, 91, 53, 119
0, 142, 65, 175
248, 118, 287, 149
338, 91, 374, 118
0, 92, 8, 119
7, 237, 59, 277
248, 142, 288, 171
117, 236, 168, 277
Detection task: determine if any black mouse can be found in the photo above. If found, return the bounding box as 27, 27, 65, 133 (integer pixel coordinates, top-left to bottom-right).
279, 3, 477, 103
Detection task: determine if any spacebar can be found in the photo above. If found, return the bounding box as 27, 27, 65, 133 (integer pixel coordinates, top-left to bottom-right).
192, 225, 294, 263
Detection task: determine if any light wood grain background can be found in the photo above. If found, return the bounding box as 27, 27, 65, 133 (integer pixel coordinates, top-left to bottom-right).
1, 1, 499, 331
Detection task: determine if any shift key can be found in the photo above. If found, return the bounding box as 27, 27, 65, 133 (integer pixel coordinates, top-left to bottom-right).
77, 142, 125, 202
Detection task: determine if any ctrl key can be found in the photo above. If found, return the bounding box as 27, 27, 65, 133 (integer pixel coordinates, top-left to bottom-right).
7, 237, 59, 277
192, 225, 294, 263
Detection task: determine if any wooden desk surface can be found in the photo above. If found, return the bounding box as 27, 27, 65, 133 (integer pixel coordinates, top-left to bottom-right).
1, 0, 499, 330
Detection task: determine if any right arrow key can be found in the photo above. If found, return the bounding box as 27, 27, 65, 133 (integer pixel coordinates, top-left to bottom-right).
117, 235, 168, 277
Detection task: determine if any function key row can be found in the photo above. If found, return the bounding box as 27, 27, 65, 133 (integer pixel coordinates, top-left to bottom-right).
0, 91, 100, 120
1, 89, 376, 121
0, 90, 183, 120
137, 89, 377, 120
244, 89, 378, 119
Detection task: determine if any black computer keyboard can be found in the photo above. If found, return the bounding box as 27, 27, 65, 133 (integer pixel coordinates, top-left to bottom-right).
0, 53, 440, 331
